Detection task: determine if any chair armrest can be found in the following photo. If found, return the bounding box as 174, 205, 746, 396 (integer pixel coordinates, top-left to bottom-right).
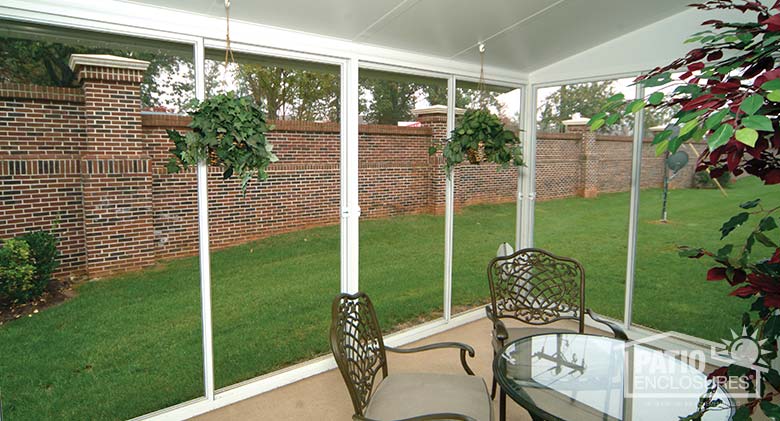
485, 305, 508, 342
356, 413, 477, 421
386, 342, 476, 375
585, 308, 628, 341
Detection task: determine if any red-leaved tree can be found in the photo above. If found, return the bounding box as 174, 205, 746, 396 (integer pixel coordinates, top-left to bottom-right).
590, 1, 780, 419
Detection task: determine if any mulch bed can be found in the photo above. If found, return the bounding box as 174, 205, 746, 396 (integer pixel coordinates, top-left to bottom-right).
0, 280, 76, 325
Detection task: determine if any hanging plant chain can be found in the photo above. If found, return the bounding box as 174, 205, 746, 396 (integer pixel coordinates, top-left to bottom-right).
428, 41, 524, 176
165, 0, 278, 196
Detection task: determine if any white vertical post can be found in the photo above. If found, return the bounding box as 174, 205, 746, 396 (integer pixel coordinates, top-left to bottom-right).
514, 86, 526, 249
520, 85, 537, 248
624, 83, 645, 330
443, 76, 456, 322
340, 57, 360, 294
194, 38, 215, 400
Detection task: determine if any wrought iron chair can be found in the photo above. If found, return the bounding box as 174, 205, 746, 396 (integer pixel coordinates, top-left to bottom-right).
485, 248, 627, 399
330, 292, 493, 421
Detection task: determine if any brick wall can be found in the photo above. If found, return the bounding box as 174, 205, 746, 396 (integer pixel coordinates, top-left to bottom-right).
535, 131, 701, 201
0, 56, 700, 281
0, 84, 88, 278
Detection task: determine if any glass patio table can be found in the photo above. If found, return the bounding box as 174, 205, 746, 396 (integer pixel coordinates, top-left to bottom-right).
493, 333, 734, 421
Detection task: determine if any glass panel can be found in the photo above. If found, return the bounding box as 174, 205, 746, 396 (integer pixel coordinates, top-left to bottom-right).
532, 78, 637, 322
0, 20, 202, 419
203, 50, 341, 389
632, 80, 753, 341
451, 80, 522, 314
357, 68, 448, 329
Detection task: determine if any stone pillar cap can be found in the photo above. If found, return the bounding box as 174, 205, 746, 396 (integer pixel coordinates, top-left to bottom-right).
69, 54, 150, 72
648, 125, 667, 133
411, 105, 465, 117
562, 113, 590, 127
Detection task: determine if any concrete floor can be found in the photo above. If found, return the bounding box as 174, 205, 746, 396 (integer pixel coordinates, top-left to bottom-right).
193, 318, 591, 421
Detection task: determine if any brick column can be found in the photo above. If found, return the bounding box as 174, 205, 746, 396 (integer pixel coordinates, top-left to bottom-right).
563, 114, 598, 198
413, 105, 462, 214
69, 54, 156, 279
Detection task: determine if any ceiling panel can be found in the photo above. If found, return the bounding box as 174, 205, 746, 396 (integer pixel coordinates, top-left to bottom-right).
458, 0, 689, 72
124, 0, 691, 73
126, 0, 405, 40
354, 0, 559, 57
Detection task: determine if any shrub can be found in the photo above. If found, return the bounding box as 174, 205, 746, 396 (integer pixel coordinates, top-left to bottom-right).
20, 230, 60, 297
0, 239, 36, 304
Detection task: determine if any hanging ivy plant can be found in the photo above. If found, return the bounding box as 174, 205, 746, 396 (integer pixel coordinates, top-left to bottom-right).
166, 92, 278, 193
429, 108, 524, 175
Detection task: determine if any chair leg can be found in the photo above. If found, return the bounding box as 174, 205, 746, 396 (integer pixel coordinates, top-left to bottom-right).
490, 375, 497, 400
499, 388, 507, 421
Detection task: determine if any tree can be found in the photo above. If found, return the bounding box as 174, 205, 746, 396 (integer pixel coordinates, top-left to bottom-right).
424, 85, 506, 113
238, 65, 297, 120
538, 81, 678, 134
538, 81, 618, 132
0, 36, 194, 112
360, 78, 420, 124
223, 63, 339, 122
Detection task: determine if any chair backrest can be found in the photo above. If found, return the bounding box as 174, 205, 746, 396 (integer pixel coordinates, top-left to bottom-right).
487, 248, 585, 332
330, 292, 389, 418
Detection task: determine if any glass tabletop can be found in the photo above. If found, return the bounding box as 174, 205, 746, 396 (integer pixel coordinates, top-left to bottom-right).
494, 333, 733, 421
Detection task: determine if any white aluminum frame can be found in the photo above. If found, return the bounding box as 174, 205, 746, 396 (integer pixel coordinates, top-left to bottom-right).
0, 1, 680, 419
0, 5, 530, 420
444, 75, 456, 321
624, 83, 646, 330
193, 38, 215, 402
524, 72, 649, 327
449, 77, 525, 317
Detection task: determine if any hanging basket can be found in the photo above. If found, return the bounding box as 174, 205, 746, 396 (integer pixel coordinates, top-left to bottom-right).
466, 142, 487, 165
165, 92, 277, 194
427, 43, 523, 175
431, 109, 524, 175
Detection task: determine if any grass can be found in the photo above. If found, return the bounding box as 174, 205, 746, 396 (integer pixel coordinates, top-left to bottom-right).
0, 178, 774, 420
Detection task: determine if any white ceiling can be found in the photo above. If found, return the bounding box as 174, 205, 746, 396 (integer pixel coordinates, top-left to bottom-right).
125, 0, 689, 73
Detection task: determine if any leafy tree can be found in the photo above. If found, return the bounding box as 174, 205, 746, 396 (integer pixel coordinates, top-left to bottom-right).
424, 85, 505, 112
538, 81, 677, 134
238, 65, 297, 120
0, 36, 194, 112
211, 63, 339, 122
538, 82, 618, 132
359, 78, 420, 124
289, 71, 339, 122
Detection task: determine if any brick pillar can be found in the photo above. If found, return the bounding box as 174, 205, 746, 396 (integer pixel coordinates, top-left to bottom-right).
563, 114, 598, 198
69, 54, 156, 279
413, 105, 462, 214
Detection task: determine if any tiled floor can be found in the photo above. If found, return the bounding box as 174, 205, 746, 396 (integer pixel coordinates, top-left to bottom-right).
193, 317, 591, 421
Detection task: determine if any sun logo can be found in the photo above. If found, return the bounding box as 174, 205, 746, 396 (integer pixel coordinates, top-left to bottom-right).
720, 327, 771, 368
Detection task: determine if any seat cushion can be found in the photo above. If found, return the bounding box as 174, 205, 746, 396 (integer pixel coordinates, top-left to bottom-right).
365, 373, 492, 421
492, 327, 573, 352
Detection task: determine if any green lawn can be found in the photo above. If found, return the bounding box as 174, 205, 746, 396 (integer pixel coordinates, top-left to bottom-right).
0, 178, 774, 420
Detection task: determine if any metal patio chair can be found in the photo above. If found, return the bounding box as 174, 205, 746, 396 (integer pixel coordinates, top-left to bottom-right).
330, 292, 493, 421
485, 247, 628, 399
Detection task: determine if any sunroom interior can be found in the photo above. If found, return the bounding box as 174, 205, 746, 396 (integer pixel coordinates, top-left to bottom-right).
0, 1, 756, 420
